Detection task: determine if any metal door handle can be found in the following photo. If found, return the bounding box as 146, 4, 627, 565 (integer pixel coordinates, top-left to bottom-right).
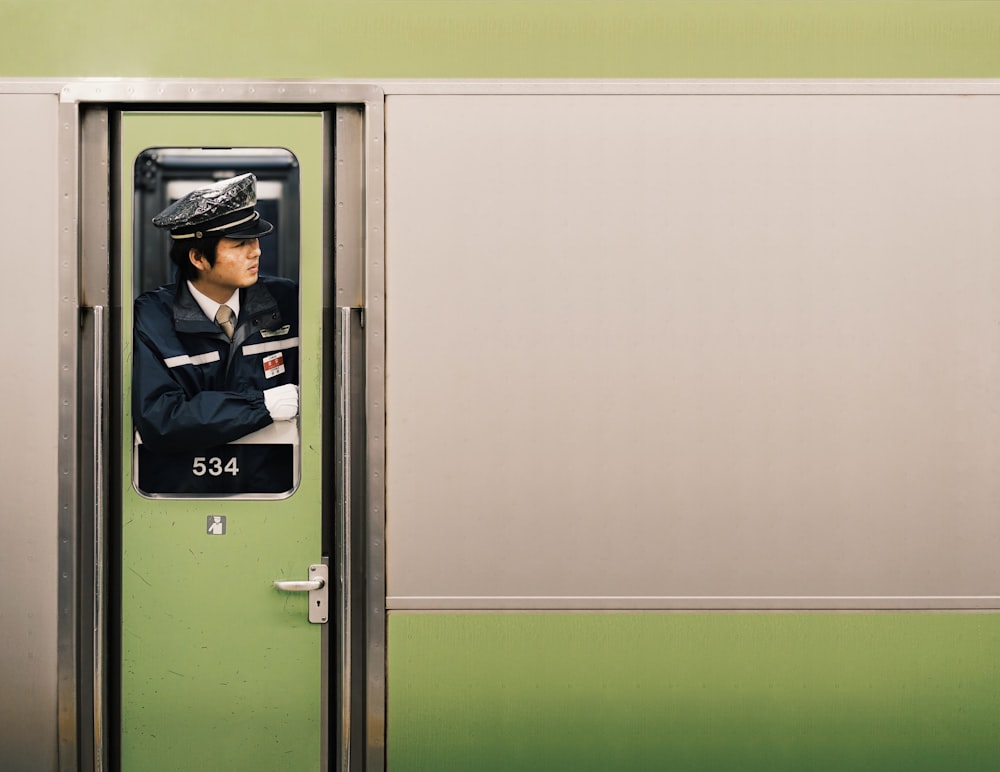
273, 578, 324, 591
272, 564, 329, 624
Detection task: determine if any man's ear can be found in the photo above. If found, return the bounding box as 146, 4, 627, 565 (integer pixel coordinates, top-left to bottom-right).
189, 248, 210, 274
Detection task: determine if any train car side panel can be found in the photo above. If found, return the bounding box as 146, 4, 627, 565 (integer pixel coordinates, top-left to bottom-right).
0, 91, 61, 772
385, 92, 1000, 609
383, 89, 1000, 768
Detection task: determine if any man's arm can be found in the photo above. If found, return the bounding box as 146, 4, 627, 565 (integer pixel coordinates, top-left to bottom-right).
132, 326, 274, 453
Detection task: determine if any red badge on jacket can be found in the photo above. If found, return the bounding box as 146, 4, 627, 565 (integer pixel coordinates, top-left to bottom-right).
262, 352, 285, 379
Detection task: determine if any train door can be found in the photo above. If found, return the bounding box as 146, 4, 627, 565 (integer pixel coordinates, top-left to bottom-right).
119, 112, 327, 770
62, 82, 386, 772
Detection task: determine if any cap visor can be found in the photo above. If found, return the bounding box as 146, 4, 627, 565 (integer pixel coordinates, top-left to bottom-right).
225, 217, 274, 239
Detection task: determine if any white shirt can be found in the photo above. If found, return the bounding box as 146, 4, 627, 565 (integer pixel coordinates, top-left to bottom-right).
187, 281, 240, 325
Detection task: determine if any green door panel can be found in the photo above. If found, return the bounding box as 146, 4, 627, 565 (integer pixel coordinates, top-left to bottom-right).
120, 113, 326, 771
388, 612, 1000, 771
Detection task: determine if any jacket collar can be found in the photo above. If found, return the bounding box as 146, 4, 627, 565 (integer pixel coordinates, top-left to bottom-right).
173, 279, 280, 339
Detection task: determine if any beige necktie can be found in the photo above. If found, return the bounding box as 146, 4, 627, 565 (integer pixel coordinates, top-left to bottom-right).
215, 304, 235, 339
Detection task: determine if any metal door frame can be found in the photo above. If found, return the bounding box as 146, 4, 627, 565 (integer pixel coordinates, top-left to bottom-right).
57, 80, 386, 772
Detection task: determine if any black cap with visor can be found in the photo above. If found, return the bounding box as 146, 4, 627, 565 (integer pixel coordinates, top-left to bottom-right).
151, 173, 274, 240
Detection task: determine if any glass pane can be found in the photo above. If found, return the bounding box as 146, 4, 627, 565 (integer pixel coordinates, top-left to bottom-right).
131, 147, 301, 498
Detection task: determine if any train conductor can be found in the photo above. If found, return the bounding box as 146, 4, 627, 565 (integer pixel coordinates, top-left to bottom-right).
133, 173, 299, 454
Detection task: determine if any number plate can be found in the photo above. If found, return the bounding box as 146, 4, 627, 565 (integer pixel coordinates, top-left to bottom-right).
136, 443, 295, 496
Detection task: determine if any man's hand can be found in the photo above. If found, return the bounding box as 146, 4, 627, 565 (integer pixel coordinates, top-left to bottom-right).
263, 384, 299, 421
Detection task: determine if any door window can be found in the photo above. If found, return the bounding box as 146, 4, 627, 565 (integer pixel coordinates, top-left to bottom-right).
131, 147, 301, 498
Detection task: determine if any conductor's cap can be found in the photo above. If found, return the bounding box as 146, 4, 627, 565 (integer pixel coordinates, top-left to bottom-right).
152, 173, 274, 240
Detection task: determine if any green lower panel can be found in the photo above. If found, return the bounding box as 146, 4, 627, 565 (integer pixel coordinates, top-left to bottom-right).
388, 613, 1000, 771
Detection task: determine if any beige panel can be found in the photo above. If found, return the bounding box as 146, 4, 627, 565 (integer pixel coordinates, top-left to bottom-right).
385, 93, 1000, 608
0, 94, 60, 768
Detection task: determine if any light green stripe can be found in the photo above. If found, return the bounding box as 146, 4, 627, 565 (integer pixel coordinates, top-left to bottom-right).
388, 612, 1000, 771
2, 2, 1000, 78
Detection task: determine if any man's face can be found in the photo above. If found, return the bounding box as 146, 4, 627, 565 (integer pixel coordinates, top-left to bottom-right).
192, 237, 261, 299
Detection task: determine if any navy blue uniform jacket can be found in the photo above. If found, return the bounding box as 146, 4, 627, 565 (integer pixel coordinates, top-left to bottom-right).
133, 276, 299, 454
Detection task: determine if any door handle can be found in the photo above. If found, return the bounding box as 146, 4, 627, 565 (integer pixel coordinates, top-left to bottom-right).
273, 578, 324, 592
273, 564, 328, 624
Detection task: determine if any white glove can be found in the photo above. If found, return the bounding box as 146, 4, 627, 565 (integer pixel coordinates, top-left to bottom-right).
263, 384, 299, 421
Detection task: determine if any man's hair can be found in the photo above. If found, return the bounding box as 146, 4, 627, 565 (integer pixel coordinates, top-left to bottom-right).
169, 236, 221, 283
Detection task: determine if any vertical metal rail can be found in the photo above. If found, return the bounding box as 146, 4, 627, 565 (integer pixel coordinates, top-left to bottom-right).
333, 96, 387, 769
358, 96, 387, 772
334, 304, 368, 770
90, 305, 107, 772
56, 94, 82, 772
337, 307, 354, 771
364, 98, 387, 772
75, 101, 114, 772
334, 103, 378, 771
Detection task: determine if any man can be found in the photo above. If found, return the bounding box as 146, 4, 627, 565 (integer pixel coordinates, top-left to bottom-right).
133, 173, 299, 461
